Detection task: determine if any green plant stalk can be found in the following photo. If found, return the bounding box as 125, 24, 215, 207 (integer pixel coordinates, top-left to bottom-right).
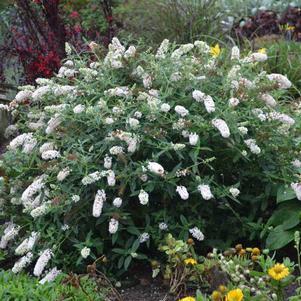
296, 243, 301, 286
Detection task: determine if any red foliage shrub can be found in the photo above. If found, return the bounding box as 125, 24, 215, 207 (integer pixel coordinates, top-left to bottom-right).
233, 6, 301, 42
0, 0, 115, 84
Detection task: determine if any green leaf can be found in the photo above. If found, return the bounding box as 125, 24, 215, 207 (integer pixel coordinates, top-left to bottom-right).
277, 185, 297, 203
266, 226, 295, 250
130, 239, 140, 253
127, 226, 140, 236
124, 255, 132, 270
180, 215, 188, 225
112, 248, 126, 255
267, 201, 301, 230
117, 256, 124, 269
112, 232, 118, 245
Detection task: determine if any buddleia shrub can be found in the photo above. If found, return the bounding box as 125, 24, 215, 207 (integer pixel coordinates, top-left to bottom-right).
0, 38, 300, 277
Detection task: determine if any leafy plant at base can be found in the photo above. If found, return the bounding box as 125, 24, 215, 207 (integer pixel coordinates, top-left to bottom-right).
0, 271, 108, 301
0, 38, 300, 279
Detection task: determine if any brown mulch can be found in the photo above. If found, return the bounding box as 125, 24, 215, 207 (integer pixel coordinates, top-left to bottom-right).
116, 265, 176, 301
119, 282, 174, 301
117, 280, 298, 301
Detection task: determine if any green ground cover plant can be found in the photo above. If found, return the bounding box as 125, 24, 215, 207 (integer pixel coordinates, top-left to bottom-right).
0, 270, 108, 301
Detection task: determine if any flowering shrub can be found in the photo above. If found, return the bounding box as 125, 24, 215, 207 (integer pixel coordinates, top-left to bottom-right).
0, 38, 300, 277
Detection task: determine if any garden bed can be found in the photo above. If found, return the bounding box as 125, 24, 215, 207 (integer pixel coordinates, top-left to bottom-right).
0, 1, 301, 301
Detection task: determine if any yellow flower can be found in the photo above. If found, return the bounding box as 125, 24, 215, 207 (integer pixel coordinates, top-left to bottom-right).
210, 44, 221, 58
212, 290, 222, 300
219, 285, 227, 293
179, 297, 196, 301
284, 24, 295, 31
268, 263, 290, 281
258, 48, 266, 54
226, 288, 244, 301
184, 258, 197, 265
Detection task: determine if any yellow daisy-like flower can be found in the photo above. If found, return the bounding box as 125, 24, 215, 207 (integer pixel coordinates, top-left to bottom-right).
184, 258, 197, 265
226, 288, 244, 301
258, 48, 266, 54
268, 263, 290, 281
210, 44, 221, 58
179, 297, 196, 301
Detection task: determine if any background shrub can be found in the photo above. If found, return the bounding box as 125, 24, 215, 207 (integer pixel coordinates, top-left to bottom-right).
115, 0, 225, 45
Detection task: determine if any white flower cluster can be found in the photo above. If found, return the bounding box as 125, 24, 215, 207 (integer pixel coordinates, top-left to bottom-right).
21, 175, 46, 209
176, 186, 189, 200
15, 231, 39, 255
0, 223, 20, 249
109, 218, 119, 234
192, 90, 215, 113
212, 119, 230, 138
171, 43, 194, 59
33, 248, 53, 277
41, 150, 60, 160
267, 73, 292, 89
39, 267, 61, 284
156, 39, 170, 59
12, 252, 33, 273
189, 227, 205, 241
82, 171, 103, 185
81, 246, 91, 258
93, 189, 106, 217
9, 133, 37, 154
139, 232, 150, 243
138, 190, 149, 205
147, 162, 165, 176
244, 139, 261, 155
198, 184, 214, 200
4, 124, 18, 139
57, 167, 71, 182
30, 202, 50, 218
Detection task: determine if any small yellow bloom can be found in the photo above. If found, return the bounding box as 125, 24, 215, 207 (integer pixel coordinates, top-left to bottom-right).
246, 247, 253, 252
258, 48, 266, 54
284, 24, 295, 31
251, 255, 258, 262
184, 258, 197, 265
212, 290, 222, 300
210, 44, 221, 58
239, 249, 246, 256
226, 288, 244, 301
268, 263, 290, 281
252, 247, 260, 256
219, 285, 227, 293
179, 297, 196, 301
